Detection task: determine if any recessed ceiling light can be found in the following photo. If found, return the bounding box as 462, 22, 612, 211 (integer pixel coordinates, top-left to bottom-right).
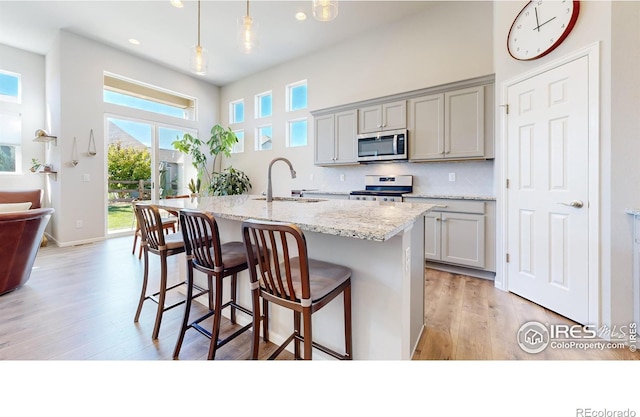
295, 11, 307, 21
128, 38, 140, 45
170, 0, 184, 8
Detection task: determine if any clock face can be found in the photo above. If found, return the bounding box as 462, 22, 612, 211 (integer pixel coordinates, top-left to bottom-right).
507, 1, 580, 61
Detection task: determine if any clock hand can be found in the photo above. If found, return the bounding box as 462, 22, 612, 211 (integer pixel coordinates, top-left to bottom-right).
533, 16, 557, 31
534, 7, 540, 32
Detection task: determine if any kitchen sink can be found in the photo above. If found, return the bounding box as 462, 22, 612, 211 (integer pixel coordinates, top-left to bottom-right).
252, 197, 327, 203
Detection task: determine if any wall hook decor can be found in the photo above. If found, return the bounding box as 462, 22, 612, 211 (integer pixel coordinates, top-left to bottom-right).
88, 129, 97, 156
71, 137, 79, 167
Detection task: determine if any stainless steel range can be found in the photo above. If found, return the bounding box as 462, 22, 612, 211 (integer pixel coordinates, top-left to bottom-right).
349, 175, 413, 202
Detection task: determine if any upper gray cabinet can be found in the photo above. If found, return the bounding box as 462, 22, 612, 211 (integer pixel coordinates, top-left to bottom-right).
358, 100, 406, 134
408, 84, 494, 161
314, 109, 358, 166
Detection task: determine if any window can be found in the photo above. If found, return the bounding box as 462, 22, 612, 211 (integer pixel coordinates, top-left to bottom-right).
232, 130, 245, 153
103, 74, 195, 120
230, 100, 244, 124
287, 118, 307, 147
255, 91, 272, 118
0, 112, 22, 173
287, 80, 307, 111
0, 70, 21, 103
256, 125, 272, 151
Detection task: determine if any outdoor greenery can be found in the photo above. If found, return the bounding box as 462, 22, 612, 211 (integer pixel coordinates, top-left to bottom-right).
172, 124, 251, 196
107, 141, 151, 198
108, 204, 135, 230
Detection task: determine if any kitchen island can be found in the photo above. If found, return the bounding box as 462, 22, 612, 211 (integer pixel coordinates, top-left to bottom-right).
157, 195, 433, 360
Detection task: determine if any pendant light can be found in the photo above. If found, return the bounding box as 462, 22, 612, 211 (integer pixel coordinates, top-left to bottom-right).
312, 0, 338, 22
189, 0, 208, 75
238, 0, 259, 54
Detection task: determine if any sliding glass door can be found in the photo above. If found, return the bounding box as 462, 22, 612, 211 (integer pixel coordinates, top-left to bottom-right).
106, 115, 194, 234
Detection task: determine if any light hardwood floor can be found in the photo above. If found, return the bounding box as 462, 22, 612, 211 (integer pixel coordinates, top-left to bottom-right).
414, 269, 640, 360
1, 236, 638, 360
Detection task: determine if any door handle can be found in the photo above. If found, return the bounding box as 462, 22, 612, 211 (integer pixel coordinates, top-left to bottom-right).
558, 200, 584, 208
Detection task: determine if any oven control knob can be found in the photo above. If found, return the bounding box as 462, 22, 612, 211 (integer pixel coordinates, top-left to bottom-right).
372, 197, 377, 201
383, 197, 388, 201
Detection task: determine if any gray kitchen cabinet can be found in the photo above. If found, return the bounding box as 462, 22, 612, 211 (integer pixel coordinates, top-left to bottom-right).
408, 84, 494, 161
314, 109, 358, 166
358, 100, 406, 134
408, 197, 496, 273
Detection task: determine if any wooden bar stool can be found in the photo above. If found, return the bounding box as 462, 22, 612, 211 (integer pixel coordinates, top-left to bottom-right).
241, 219, 353, 360
133, 203, 207, 339
132, 203, 177, 259
173, 209, 254, 360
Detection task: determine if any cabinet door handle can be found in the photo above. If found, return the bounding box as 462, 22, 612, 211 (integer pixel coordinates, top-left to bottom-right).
434, 204, 448, 208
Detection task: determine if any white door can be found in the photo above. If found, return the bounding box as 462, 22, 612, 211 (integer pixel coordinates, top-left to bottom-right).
506, 56, 590, 324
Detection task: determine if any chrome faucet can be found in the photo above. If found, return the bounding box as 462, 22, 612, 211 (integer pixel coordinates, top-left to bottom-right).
266, 157, 297, 202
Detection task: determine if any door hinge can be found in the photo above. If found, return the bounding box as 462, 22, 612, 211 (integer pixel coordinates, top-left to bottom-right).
506, 179, 510, 189
499, 104, 509, 115
506, 253, 510, 263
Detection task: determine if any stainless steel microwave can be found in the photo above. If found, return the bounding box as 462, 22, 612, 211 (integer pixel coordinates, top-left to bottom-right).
356, 129, 408, 162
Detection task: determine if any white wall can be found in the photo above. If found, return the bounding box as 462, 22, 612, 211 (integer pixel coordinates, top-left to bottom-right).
493, 1, 640, 328
44, 31, 221, 245
0, 44, 46, 192
220, 1, 495, 198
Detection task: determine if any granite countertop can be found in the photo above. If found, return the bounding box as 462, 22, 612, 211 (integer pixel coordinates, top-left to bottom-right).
303, 190, 496, 201
402, 193, 496, 201
156, 195, 433, 242
302, 190, 351, 196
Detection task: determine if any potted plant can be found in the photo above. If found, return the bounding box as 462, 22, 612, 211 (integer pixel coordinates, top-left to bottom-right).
30, 158, 42, 173
172, 124, 252, 196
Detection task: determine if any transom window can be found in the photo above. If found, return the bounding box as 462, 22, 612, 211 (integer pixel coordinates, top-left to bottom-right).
287, 118, 307, 147
256, 91, 272, 118
256, 125, 272, 151
232, 129, 245, 153
287, 80, 307, 112
230, 100, 245, 124
103, 73, 195, 120
0, 70, 21, 104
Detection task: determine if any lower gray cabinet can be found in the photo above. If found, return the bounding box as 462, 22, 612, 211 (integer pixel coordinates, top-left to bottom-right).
408, 197, 495, 272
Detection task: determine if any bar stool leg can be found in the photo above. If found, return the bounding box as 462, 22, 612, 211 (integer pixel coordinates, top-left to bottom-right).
250, 287, 261, 360
262, 298, 269, 342
173, 264, 195, 359
302, 309, 312, 360
344, 284, 353, 359
207, 274, 224, 360
293, 311, 301, 359
230, 273, 237, 324
152, 252, 168, 340
134, 246, 149, 323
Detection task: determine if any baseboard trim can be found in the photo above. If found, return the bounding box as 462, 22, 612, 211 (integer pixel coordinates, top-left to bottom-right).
426, 262, 495, 280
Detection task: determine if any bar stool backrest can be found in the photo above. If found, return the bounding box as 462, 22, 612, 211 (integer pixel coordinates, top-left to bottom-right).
179, 209, 223, 272
134, 203, 167, 252
242, 219, 311, 305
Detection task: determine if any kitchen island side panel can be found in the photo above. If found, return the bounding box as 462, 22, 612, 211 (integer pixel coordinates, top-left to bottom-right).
205, 216, 425, 360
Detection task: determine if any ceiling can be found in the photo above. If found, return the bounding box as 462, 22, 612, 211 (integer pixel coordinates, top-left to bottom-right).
0, 0, 438, 86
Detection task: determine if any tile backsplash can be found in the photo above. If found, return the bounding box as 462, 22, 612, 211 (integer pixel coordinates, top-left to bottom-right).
320, 159, 495, 196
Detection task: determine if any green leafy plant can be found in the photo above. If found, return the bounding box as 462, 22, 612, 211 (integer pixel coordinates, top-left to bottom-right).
30, 158, 42, 173
172, 124, 252, 196
187, 178, 201, 194
210, 167, 252, 196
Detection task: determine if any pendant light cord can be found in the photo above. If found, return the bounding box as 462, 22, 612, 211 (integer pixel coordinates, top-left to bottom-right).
246, 0, 250, 17
197, 0, 201, 46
